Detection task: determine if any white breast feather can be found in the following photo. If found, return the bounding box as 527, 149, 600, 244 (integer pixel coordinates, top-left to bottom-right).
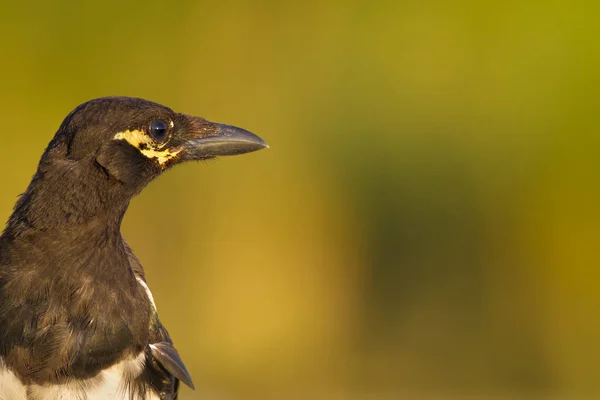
0, 353, 159, 400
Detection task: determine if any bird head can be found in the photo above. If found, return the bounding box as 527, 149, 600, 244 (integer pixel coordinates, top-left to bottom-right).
6, 97, 267, 232
56, 96, 267, 189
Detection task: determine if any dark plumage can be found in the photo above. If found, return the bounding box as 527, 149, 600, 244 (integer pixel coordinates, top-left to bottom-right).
0, 97, 267, 399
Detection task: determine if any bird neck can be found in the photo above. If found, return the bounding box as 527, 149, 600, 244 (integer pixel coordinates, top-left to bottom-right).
3, 159, 132, 238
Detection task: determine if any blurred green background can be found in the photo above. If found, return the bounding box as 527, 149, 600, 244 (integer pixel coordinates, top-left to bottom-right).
1, 1, 599, 399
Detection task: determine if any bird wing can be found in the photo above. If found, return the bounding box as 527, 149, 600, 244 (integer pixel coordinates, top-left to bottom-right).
125, 241, 195, 399
150, 342, 194, 390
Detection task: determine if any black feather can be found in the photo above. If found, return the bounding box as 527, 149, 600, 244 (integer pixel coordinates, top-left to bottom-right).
150, 343, 195, 390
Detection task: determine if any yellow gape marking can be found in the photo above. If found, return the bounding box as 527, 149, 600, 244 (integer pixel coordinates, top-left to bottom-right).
113, 129, 181, 166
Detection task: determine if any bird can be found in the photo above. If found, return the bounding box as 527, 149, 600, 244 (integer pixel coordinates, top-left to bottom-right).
0, 97, 268, 399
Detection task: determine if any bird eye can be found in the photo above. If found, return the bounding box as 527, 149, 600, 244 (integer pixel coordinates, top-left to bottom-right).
149, 120, 169, 142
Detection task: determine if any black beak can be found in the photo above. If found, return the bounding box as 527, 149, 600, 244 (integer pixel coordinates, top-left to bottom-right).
184, 123, 268, 159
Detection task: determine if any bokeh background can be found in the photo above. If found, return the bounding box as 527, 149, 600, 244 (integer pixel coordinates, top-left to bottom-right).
1, 1, 599, 399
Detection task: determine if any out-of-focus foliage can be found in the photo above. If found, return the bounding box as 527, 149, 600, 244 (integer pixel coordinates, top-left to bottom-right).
0, 1, 598, 398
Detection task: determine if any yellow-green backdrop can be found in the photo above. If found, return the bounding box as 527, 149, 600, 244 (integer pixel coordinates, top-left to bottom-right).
0, 1, 598, 398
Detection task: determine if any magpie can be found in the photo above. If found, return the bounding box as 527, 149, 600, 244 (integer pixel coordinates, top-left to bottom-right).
0, 97, 268, 399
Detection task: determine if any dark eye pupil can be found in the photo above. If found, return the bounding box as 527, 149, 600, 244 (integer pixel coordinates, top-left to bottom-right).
149, 120, 168, 141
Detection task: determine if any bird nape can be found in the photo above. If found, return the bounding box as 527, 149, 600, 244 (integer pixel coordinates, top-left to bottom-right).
0, 97, 268, 400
